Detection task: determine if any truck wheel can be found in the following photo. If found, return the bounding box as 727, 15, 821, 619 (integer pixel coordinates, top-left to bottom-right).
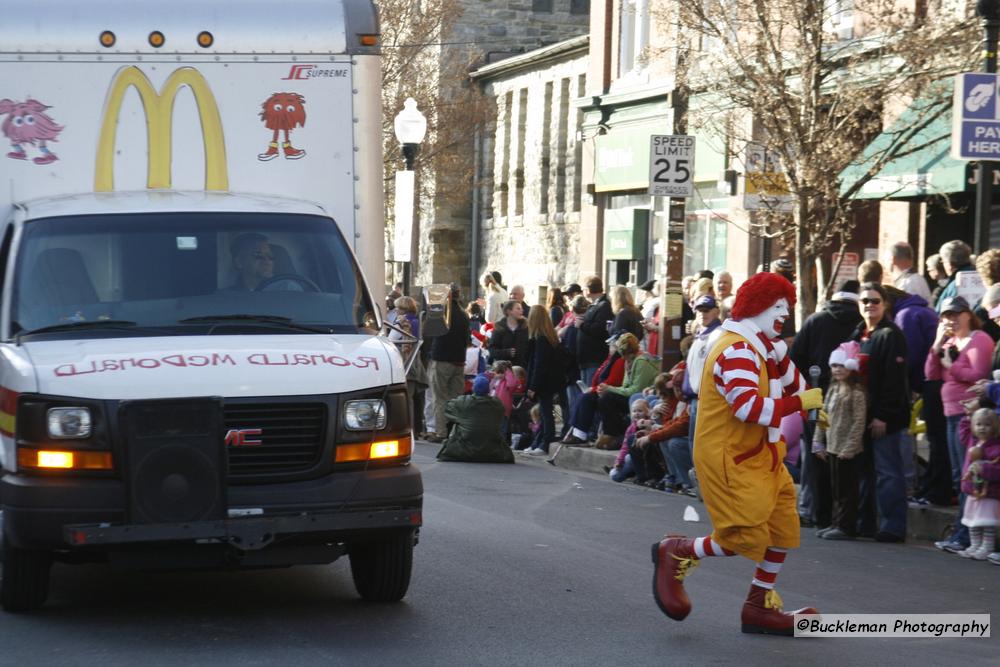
348, 529, 414, 602
1, 540, 52, 612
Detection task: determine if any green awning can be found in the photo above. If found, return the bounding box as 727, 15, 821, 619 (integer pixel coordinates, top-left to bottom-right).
840, 95, 968, 199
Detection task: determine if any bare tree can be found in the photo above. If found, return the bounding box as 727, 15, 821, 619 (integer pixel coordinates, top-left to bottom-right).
377, 0, 489, 277
653, 0, 978, 320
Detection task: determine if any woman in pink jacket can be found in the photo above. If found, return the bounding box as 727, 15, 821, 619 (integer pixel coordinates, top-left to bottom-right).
925, 296, 995, 494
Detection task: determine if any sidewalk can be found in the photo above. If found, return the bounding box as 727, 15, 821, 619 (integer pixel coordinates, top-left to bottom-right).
516, 442, 958, 544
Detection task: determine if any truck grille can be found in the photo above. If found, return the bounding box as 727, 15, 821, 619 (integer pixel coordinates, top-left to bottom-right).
224, 403, 327, 477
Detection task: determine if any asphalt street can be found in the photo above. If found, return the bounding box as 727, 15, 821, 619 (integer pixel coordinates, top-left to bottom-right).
1, 441, 996, 666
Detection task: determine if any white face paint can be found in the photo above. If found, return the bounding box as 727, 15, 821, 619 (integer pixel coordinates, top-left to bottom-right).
747, 298, 789, 339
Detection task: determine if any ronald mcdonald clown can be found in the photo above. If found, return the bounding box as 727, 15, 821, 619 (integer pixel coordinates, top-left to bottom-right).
651, 272, 826, 636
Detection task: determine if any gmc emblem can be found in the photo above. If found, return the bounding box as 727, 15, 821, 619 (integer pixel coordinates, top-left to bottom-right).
225, 428, 263, 447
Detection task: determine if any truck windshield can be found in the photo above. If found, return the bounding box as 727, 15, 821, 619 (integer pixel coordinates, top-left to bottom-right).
11, 212, 377, 338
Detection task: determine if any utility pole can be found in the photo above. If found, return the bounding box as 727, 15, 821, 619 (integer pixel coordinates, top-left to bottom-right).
655, 85, 690, 371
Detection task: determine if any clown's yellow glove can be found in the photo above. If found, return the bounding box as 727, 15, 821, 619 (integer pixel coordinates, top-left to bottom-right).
817, 409, 829, 430
799, 387, 823, 411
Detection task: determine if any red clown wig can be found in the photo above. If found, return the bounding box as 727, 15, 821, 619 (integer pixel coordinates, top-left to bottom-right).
730, 272, 796, 320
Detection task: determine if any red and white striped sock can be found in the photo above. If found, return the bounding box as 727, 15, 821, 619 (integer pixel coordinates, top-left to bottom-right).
751, 547, 787, 589
692, 536, 736, 559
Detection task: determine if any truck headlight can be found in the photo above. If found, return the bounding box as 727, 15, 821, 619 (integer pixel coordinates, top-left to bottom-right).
344, 399, 386, 431
47, 407, 92, 439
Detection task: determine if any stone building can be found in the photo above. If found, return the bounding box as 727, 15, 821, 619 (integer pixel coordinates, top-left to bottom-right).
469, 36, 589, 307
401, 0, 590, 296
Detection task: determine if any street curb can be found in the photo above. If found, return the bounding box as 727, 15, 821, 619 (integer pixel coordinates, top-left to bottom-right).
521, 440, 959, 544
547, 443, 617, 475
907, 503, 957, 542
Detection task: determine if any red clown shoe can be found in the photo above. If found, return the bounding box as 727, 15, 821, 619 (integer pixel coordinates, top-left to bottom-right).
740, 584, 819, 636
651, 535, 698, 621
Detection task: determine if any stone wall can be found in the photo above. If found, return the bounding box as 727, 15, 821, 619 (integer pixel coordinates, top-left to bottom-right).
452, 0, 590, 55
476, 42, 589, 307
414, 1, 590, 296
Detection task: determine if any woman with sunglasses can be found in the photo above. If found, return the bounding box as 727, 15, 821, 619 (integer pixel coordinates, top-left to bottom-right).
850, 282, 911, 542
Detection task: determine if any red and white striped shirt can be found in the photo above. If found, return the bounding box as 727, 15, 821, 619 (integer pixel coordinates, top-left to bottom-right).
712, 338, 804, 429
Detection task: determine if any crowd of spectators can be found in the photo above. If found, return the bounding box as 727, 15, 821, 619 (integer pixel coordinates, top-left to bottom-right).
383, 239, 1000, 564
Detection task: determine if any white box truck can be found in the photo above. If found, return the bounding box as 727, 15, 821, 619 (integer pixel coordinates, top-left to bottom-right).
0, 0, 421, 611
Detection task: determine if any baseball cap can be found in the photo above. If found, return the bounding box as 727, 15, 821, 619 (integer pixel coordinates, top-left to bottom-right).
940, 296, 972, 314
693, 294, 717, 311
472, 374, 490, 396
639, 278, 657, 292
836, 279, 860, 295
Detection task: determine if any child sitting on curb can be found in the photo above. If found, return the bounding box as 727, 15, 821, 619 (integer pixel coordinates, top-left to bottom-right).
610, 398, 651, 482
635, 364, 692, 493
489, 360, 526, 441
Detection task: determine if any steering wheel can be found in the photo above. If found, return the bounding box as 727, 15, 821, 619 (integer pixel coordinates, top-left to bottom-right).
255, 273, 320, 292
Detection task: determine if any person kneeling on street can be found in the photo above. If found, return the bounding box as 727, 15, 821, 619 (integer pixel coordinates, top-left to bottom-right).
436, 374, 514, 463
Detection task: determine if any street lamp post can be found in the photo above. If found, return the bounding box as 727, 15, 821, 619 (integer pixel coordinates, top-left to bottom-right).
975, 0, 1000, 254
393, 98, 427, 296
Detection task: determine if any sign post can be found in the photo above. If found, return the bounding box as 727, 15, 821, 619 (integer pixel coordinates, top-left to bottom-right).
649, 135, 695, 370
743, 143, 793, 212
649, 135, 695, 198
742, 143, 792, 272
952, 71, 1000, 252
393, 169, 415, 293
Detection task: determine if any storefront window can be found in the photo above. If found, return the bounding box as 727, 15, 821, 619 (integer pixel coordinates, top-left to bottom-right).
680, 211, 728, 276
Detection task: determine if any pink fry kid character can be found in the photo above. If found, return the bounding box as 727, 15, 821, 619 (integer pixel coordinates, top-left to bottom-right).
0, 98, 63, 165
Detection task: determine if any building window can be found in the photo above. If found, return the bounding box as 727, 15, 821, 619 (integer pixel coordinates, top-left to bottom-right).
570, 0, 589, 15
619, 0, 650, 76
532, 0, 553, 12
481, 125, 495, 222
823, 0, 854, 41
556, 78, 570, 213
683, 212, 728, 275
541, 82, 553, 215
500, 91, 513, 218
698, 1, 737, 53
516, 88, 528, 216
573, 74, 585, 212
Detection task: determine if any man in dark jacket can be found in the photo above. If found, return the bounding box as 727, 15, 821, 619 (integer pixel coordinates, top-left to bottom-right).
852, 282, 910, 542
789, 279, 863, 530
935, 240, 975, 313
428, 284, 470, 443
892, 291, 937, 394
436, 375, 514, 463
903, 282, 952, 508
576, 275, 613, 385
889, 286, 939, 509
790, 279, 863, 391
488, 301, 530, 368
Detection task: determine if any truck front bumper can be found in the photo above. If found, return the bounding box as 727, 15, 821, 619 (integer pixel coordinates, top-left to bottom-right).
64, 506, 421, 550
1, 463, 423, 551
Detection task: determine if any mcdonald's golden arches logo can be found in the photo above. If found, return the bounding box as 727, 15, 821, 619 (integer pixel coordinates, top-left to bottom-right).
95, 66, 228, 192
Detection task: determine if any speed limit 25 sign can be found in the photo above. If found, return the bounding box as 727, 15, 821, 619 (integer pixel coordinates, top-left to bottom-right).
648, 135, 696, 197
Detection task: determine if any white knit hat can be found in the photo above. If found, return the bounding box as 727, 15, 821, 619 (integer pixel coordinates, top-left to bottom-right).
828, 341, 860, 371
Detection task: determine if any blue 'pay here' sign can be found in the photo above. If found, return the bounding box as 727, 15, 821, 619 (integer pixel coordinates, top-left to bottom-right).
952, 72, 1000, 161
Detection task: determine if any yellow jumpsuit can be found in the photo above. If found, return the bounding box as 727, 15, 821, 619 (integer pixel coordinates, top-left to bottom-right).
693, 331, 800, 562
